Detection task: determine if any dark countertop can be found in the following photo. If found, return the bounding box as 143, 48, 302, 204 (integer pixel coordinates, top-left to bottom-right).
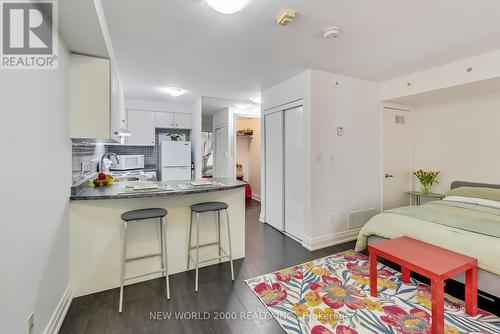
70, 178, 246, 201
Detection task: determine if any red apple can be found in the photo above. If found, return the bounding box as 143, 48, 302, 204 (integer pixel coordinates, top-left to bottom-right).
98, 172, 107, 180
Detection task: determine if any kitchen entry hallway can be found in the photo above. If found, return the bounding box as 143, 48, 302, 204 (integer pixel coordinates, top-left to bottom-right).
59, 200, 356, 334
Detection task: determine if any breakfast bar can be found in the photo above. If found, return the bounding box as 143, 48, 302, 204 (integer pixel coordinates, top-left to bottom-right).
70, 178, 246, 297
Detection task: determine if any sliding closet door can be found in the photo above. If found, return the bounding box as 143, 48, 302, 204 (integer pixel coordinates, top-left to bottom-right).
264, 111, 284, 231
284, 106, 304, 240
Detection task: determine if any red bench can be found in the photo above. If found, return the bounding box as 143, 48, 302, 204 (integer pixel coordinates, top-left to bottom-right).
368, 236, 478, 334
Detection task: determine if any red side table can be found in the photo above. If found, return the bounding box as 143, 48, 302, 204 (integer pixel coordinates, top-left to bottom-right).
368, 236, 478, 334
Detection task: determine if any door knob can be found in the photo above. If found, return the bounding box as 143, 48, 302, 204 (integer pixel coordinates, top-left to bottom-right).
385, 173, 394, 178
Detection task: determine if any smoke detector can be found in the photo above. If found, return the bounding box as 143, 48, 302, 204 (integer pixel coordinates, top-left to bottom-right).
323, 26, 340, 39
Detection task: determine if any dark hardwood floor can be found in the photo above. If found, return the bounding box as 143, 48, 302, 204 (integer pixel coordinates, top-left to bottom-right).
60, 199, 356, 334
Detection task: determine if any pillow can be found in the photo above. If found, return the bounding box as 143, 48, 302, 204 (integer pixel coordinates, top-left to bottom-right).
445, 186, 500, 202
443, 195, 500, 210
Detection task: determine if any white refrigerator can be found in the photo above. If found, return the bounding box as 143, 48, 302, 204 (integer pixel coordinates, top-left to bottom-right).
160, 141, 192, 181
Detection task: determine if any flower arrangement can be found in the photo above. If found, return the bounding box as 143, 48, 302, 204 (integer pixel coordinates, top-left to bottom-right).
413, 169, 440, 194
168, 133, 182, 141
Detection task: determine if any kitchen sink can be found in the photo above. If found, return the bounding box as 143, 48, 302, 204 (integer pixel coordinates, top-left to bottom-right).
114, 177, 140, 182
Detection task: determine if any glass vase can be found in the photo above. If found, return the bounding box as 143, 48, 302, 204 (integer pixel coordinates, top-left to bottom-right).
421, 184, 430, 195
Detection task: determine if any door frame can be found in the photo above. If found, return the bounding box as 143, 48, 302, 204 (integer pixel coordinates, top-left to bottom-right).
380, 102, 413, 211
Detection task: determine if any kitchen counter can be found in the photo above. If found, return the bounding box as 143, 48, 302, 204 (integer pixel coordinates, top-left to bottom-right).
70, 178, 246, 200
70, 177, 246, 297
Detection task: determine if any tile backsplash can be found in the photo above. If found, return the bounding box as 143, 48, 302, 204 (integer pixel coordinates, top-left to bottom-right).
71, 129, 190, 184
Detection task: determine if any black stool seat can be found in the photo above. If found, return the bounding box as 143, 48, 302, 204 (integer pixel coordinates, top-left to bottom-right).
190, 201, 228, 213
121, 208, 168, 222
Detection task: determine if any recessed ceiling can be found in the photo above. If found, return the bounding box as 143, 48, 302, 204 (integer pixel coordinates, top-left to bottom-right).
100, 0, 500, 102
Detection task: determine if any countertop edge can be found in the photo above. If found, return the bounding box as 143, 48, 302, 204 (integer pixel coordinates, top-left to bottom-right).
70, 182, 246, 201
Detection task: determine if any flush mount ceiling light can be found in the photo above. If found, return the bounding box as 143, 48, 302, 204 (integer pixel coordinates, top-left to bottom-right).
163, 87, 187, 97
207, 0, 249, 14
249, 96, 261, 104
235, 103, 252, 109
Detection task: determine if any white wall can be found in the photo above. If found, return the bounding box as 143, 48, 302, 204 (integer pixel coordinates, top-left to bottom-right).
0, 44, 71, 333
261, 69, 380, 250
412, 94, 500, 193
236, 118, 261, 200
308, 70, 381, 248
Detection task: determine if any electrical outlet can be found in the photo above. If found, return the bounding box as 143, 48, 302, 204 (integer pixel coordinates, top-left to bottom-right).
28, 312, 34, 334
329, 213, 336, 225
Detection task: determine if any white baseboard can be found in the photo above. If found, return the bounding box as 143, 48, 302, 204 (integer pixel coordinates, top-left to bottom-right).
302, 229, 360, 251
251, 193, 261, 202
44, 284, 73, 334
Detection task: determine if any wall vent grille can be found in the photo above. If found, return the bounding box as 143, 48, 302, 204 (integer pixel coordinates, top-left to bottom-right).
348, 208, 379, 230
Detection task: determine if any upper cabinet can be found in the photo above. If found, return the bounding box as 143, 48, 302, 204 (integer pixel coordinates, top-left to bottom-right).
69, 53, 125, 140
70, 54, 110, 139
173, 113, 192, 129
126, 110, 156, 146
156, 112, 192, 129
155, 112, 174, 128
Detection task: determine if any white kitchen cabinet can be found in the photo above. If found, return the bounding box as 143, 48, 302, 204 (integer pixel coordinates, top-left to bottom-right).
155, 112, 192, 129
126, 110, 156, 146
156, 112, 175, 128
173, 113, 192, 129
110, 66, 127, 142
70, 54, 111, 139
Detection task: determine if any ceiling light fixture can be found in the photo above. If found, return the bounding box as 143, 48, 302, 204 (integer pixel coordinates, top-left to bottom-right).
207, 0, 249, 14
163, 87, 187, 97
249, 96, 261, 104
235, 103, 252, 109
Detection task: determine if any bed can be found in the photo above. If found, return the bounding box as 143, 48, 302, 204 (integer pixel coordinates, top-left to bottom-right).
356, 181, 500, 298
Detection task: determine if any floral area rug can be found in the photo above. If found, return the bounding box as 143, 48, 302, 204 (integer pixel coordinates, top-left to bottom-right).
245, 250, 500, 334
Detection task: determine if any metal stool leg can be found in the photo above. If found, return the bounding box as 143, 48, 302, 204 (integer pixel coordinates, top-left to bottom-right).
159, 217, 170, 300
119, 221, 128, 313
186, 211, 193, 271
225, 209, 234, 281
217, 210, 221, 263
195, 212, 201, 292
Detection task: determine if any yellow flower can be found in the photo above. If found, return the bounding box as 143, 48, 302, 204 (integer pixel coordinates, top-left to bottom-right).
378, 278, 396, 290
445, 325, 460, 334
305, 291, 322, 307
363, 299, 383, 311
352, 275, 370, 286
302, 262, 315, 270
311, 267, 330, 276
291, 303, 310, 318
415, 294, 432, 309
313, 308, 338, 326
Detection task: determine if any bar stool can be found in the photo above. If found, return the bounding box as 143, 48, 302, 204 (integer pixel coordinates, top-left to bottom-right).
119, 208, 170, 313
187, 202, 234, 292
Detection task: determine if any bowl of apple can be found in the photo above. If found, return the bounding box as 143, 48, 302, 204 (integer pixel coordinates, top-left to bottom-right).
90, 173, 114, 187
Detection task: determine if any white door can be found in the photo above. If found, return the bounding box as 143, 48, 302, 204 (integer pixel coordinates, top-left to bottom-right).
214, 125, 228, 177
127, 110, 156, 146
161, 141, 191, 167
383, 107, 411, 210
264, 111, 284, 231
162, 166, 191, 181
174, 113, 192, 129
284, 106, 304, 240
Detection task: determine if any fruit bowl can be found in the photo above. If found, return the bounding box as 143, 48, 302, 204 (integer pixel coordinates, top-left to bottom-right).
89, 173, 114, 187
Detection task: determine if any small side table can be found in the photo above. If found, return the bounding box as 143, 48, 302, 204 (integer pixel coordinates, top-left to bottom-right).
407, 191, 445, 206
369, 237, 477, 334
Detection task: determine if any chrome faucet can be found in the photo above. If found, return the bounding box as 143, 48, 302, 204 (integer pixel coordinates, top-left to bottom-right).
100, 153, 120, 173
